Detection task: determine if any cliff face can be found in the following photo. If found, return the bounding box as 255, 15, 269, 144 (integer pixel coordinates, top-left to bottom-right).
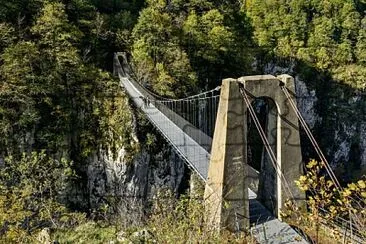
263, 61, 366, 179
85, 141, 186, 225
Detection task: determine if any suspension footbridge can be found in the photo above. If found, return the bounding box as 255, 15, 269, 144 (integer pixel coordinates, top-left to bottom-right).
113, 52, 364, 243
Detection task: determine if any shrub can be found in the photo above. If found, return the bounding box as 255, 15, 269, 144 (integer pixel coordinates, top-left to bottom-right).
0, 151, 85, 242
282, 160, 366, 242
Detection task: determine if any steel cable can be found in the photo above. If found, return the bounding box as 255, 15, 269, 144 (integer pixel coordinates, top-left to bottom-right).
281, 86, 364, 234
240, 87, 297, 206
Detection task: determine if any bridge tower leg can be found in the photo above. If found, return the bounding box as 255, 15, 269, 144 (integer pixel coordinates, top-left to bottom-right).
204, 79, 249, 231
239, 75, 305, 217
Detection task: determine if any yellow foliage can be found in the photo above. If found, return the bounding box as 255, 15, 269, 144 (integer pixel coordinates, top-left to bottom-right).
358, 180, 366, 189
284, 160, 366, 241
306, 159, 318, 169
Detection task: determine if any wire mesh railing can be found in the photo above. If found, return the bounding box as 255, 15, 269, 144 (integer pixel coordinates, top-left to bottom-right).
116, 52, 220, 152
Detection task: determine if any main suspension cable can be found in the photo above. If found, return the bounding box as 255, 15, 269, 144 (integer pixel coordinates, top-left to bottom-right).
281, 87, 341, 190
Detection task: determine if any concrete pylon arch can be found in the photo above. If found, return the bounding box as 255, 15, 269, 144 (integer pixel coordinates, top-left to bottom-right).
204, 74, 305, 231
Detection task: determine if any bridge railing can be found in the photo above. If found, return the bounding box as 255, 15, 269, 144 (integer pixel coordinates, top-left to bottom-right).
114, 53, 213, 153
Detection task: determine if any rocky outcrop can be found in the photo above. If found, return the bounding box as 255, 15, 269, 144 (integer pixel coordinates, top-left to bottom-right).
294, 76, 320, 129
86, 141, 186, 225
360, 124, 366, 168
263, 61, 365, 177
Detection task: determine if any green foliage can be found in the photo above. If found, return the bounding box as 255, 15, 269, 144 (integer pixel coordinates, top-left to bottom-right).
295, 160, 365, 232
0, 0, 44, 25
146, 190, 255, 243
184, 9, 234, 62
0, 151, 86, 243
131, 3, 197, 97
0, 2, 138, 241
248, 0, 365, 89
0, 40, 41, 155
282, 160, 366, 242
131, 0, 253, 96
48, 190, 256, 243
0, 1, 134, 160
0, 22, 15, 52
32, 2, 83, 46
52, 221, 118, 243
98, 86, 136, 161
0, 1, 137, 242
356, 16, 366, 64
64, 0, 143, 68
0, 0, 365, 242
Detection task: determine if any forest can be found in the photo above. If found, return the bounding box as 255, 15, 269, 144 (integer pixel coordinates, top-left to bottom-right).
0, 0, 365, 242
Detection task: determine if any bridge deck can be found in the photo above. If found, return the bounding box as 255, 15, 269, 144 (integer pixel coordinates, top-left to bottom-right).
249, 190, 307, 243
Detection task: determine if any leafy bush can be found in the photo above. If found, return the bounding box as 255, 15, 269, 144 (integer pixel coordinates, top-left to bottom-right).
282, 160, 366, 242
0, 151, 86, 242
52, 222, 117, 244
145, 190, 255, 243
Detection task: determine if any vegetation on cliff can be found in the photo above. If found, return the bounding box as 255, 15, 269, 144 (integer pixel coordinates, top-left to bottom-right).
0, 0, 138, 241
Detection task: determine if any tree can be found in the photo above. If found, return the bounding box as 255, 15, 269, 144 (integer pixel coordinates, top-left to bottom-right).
131, 0, 253, 95
0, 151, 85, 242
132, 1, 197, 97
248, 0, 364, 89
0, 1, 134, 159
0, 41, 41, 155
0, 2, 137, 241
0, 23, 15, 52
356, 16, 366, 64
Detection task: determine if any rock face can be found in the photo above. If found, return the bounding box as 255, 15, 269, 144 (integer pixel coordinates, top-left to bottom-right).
263, 61, 366, 178
86, 142, 186, 225
360, 124, 366, 168
263, 61, 319, 128
294, 76, 319, 129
